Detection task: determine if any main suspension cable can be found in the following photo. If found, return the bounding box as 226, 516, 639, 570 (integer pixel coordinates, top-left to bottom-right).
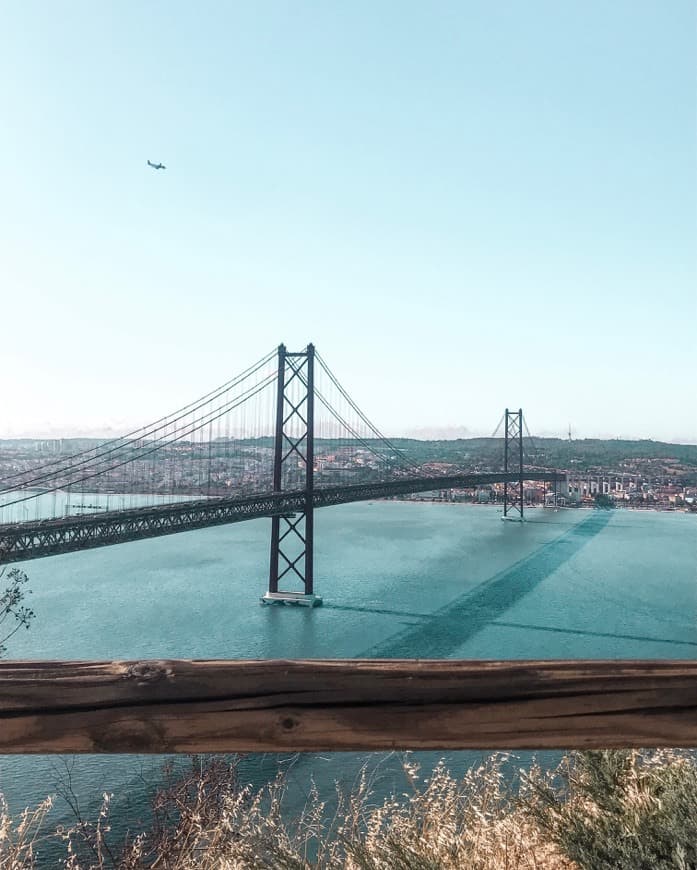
0, 350, 277, 493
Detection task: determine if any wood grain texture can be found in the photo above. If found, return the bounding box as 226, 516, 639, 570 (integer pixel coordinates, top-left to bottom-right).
1, 659, 697, 753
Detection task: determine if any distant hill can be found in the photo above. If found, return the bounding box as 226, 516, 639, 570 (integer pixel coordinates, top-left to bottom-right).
1, 436, 696, 473
384, 437, 697, 472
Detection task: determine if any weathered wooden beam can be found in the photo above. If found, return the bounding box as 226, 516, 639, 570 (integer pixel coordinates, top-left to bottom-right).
1, 659, 696, 753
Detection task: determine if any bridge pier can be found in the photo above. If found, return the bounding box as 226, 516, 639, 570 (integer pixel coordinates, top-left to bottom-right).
502, 408, 525, 522
261, 343, 322, 607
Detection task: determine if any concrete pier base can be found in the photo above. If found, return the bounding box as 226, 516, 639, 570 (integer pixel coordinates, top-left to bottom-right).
260, 591, 323, 607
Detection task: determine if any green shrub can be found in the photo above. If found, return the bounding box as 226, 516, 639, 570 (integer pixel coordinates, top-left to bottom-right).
523, 749, 697, 869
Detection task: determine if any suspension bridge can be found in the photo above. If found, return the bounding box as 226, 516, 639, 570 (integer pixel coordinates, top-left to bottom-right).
0, 344, 564, 604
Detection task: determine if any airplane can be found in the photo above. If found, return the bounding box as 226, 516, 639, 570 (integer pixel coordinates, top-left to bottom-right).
147, 160, 166, 170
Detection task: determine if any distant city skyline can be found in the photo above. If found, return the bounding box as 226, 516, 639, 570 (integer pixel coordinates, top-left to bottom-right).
1, 2, 694, 443
2, 418, 695, 446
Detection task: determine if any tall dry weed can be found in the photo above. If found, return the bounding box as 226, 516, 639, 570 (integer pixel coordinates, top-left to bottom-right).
47, 754, 569, 868
0, 795, 53, 870
27, 749, 697, 869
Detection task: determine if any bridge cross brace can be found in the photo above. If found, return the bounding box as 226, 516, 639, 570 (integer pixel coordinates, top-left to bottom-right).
261, 344, 322, 607
502, 408, 525, 522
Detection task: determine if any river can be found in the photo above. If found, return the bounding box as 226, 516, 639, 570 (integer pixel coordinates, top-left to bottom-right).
1, 502, 695, 856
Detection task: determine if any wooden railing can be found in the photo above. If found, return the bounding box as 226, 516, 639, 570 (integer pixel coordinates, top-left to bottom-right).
2, 659, 697, 753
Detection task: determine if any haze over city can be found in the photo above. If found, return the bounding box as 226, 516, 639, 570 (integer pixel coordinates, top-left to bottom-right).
1, 1, 694, 442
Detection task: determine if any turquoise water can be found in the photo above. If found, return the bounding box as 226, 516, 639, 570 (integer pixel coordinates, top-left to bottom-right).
1, 503, 695, 849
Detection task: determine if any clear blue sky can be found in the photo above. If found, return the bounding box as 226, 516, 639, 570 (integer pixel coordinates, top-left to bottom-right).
1, 1, 694, 441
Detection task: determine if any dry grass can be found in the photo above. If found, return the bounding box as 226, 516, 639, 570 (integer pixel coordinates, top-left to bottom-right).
0, 795, 54, 870
21, 749, 697, 869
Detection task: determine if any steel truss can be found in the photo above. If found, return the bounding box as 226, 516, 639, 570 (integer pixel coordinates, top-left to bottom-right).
0, 472, 563, 566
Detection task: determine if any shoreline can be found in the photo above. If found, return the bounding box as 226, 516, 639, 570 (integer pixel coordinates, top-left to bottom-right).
380, 498, 693, 514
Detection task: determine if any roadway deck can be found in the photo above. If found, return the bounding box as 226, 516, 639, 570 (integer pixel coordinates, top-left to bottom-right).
0, 472, 564, 564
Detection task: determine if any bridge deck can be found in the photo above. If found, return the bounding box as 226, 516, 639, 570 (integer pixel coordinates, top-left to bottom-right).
0, 472, 564, 564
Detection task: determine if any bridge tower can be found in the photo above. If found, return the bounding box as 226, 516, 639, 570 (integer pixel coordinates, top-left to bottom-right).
502, 408, 525, 522
261, 343, 322, 607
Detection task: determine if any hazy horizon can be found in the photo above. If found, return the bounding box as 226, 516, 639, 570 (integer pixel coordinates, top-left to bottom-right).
2, 421, 695, 447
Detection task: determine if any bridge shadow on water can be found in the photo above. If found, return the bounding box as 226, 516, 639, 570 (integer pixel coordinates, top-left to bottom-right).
356, 510, 625, 658
491, 620, 697, 650
324, 604, 429, 621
